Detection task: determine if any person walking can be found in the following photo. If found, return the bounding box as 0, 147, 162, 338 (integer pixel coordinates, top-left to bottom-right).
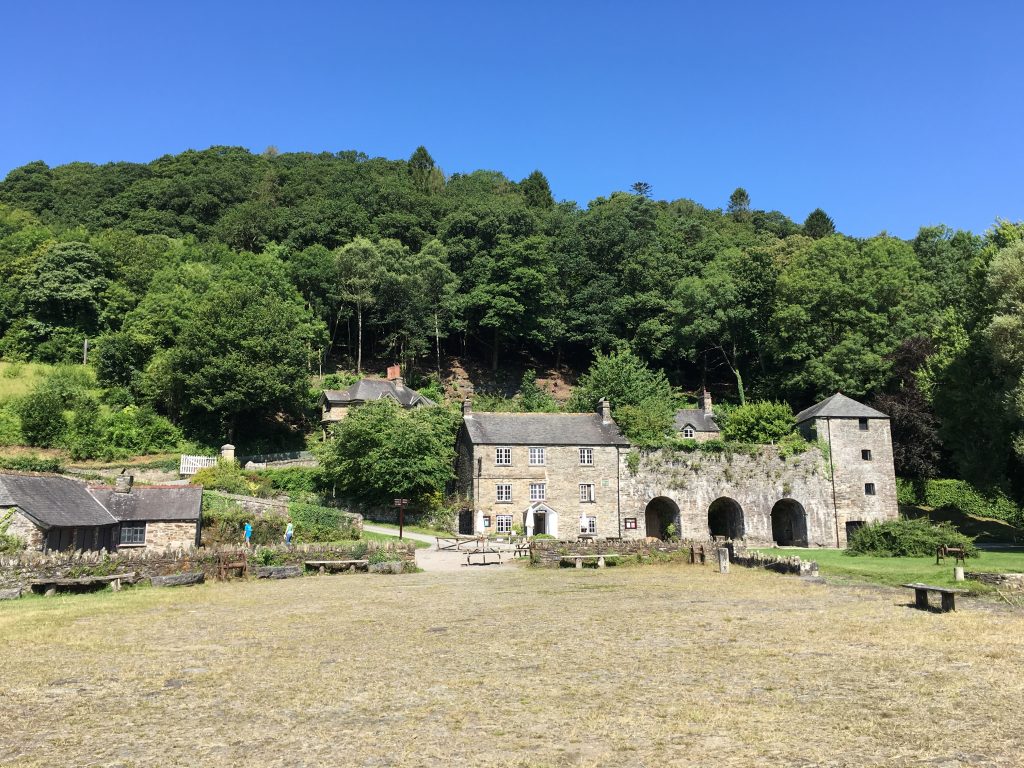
284, 522, 294, 546
243, 521, 253, 548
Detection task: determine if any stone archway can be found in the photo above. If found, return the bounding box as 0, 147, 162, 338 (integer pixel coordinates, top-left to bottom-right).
771, 499, 808, 546
644, 496, 679, 540
708, 497, 745, 540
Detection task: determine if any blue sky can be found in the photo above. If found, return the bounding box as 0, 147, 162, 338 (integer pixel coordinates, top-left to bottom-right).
2, 1, 1021, 238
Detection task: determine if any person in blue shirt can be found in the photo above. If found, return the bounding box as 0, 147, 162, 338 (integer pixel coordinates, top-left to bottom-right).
284, 522, 294, 546
243, 521, 253, 547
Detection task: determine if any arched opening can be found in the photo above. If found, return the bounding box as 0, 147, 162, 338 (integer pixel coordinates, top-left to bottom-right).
644, 497, 679, 540
708, 497, 745, 540
770, 499, 808, 546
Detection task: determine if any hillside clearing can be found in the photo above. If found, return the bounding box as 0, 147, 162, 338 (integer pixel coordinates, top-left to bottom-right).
2, 565, 1023, 767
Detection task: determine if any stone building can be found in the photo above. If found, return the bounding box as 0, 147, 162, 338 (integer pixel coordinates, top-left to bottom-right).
455, 399, 630, 539
673, 389, 721, 441
455, 392, 898, 548
0, 472, 201, 552
321, 364, 435, 436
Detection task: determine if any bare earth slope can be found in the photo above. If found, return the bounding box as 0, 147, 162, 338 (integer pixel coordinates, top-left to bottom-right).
2, 565, 1023, 767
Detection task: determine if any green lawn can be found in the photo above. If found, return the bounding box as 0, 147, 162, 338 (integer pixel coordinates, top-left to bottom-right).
361, 530, 430, 548
758, 546, 1024, 593
365, 521, 451, 538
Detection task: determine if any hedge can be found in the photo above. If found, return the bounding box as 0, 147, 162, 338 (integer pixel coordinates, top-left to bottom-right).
846, 518, 978, 558
897, 478, 1022, 526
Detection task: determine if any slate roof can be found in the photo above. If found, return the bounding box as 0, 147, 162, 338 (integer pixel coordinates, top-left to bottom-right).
0, 473, 117, 529
462, 412, 630, 446
795, 393, 888, 424
673, 409, 720, 433
322, 379, 435, 409
88, 485, 202, 522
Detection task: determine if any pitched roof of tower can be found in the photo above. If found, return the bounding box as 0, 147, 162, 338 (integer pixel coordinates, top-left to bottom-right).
794, 393, 888, 425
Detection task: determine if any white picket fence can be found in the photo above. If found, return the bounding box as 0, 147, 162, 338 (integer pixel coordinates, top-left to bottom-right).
179, 454, 218, 476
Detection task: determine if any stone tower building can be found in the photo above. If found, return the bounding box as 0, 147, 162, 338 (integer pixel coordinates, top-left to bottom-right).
795, 393, 898, 547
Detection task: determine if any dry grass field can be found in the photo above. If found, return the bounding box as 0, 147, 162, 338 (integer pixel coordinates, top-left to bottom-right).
3, 564, 1024, 768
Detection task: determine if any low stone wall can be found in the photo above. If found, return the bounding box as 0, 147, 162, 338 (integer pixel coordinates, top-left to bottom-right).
731, 549, 819, 577
530, 538, 694, 567
0, 540, 415, 591
965, 572, 1024, 590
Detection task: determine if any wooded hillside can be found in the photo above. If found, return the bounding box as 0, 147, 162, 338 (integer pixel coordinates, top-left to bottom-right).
1, 146, 1022, 495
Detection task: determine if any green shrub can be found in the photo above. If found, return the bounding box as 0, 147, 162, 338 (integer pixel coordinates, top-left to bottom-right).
200, 493, 287, 546
0, 404, 21, 446
777, 431, 811, 459
252, 547, 284, 566
718, 400, 795, 444
15, 386, 69, 447
289, 501, 359, 542
103, 405, 181, 457
533, 533, 556, 540
0, 454, 63, 473
368, 546, 401, 565
846, 518, 978, 558
262, 467, 324, 496
192, 461, 274, 497
897, 477, 1022, 526
0, 509, 26, 553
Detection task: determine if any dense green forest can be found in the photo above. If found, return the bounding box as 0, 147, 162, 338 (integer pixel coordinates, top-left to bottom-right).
1, 145, 1023, 498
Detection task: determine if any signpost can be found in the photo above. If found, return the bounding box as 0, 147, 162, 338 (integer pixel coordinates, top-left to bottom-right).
393, 498, 409, 539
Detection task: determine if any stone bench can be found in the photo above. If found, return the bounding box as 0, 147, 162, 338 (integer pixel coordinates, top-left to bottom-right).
902, 583, 967, 612
304, 559, 369, 574
561, 554, 608, 569
30, 572, 139, 596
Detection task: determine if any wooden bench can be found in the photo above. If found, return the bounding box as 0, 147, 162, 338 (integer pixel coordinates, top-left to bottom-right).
513, 542, 532, 559
561, 554, 608, 569
30, 572, 139, 596
304, 559, 369, 574
936, 545, 967, 565
902, 582, 966, 612
465, 549, 502, 566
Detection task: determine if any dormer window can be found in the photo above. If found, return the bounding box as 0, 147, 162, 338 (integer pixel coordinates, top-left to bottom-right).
682, 425, 695, 439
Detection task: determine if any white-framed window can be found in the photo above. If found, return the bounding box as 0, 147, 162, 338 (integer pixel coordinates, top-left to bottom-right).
119, 522, 146, 546
496, 484, 512, 502
682, 425, 695, 439
528, 447, 546, 465
580, 515, 597, 534
579, 483, 595, 503
495, 447, 511, 466
496, 515, 512, 534
530, 482, 546, 501
579, 447, 594, 465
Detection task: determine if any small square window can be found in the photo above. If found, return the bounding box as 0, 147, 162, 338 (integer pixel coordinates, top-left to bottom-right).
119, 522, 146, 546
624, 517, 638, 530
496, 515, 512, 534
579, 484, 595, 503
858, 418, 869, 431
483, 515, 491, 528
864, 483, 876, 496
529, 447, 546, 466
496, 484, 512, 502
530, 482, 546, 501
862, 449, 872, 460
579, 447, 593, 465
495, 447, 511, 466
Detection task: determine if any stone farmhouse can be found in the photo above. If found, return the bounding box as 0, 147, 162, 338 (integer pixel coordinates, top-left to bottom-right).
673, 389, 721, 441
456, 392, 898, 548
0, 473, 201, 553
320, 364, 435, 436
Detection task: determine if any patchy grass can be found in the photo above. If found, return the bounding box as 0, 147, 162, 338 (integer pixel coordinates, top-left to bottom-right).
361, 530, 431, 548
2, 566, 1024, 766
759, 546, 1024, 592
0, 361, 55, 403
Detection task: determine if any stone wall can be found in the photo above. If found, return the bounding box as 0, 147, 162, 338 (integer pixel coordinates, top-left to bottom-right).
731, 548, 819, 577
4, 508, 44, 550
0, 540, 416, 590
143, 521, 200, 551
211, 493, 289, 517
620, 445, 837, 546
529, 537, 694, 567
965, 572, 1024, 590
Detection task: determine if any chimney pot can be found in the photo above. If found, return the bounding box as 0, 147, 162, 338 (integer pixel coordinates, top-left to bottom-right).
393, 376, 405, 391
387, 364, 401, 381
114, 474, 133, 494
462, 399, 473, 417
702, 389, 714, 416
598, 397, 612, 424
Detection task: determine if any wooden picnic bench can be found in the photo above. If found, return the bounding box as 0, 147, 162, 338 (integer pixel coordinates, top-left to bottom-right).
902, 582, 967, 612
936, 545, 967, 565
561, 554, 608, 569
436, 535, 482, 551
465, 549, 502, 566
30, 572, 139, 596
304, 559, 369, 574
513, 541, 532, 559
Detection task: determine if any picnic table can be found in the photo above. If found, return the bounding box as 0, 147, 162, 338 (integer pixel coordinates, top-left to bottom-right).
30, 572, 139, 596
902, 582, 966, 612
465, 548, 503, 566
436, 535, 483, 551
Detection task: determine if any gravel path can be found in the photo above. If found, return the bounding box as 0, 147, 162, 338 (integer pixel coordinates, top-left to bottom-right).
362, 525, 521, 573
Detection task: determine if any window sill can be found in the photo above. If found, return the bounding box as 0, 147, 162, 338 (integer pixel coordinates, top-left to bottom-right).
118, 543, 146, 548
495, 501, 513, 505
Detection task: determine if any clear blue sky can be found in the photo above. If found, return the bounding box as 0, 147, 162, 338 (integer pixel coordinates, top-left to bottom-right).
2, 1, 1021, 238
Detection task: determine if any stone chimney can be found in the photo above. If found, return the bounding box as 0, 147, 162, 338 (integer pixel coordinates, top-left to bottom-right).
462, 399, 473, 418
702, 388, 713, 416
114, 473, 134, 494
387, 364, 401, 381
597, 397, 612, 425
